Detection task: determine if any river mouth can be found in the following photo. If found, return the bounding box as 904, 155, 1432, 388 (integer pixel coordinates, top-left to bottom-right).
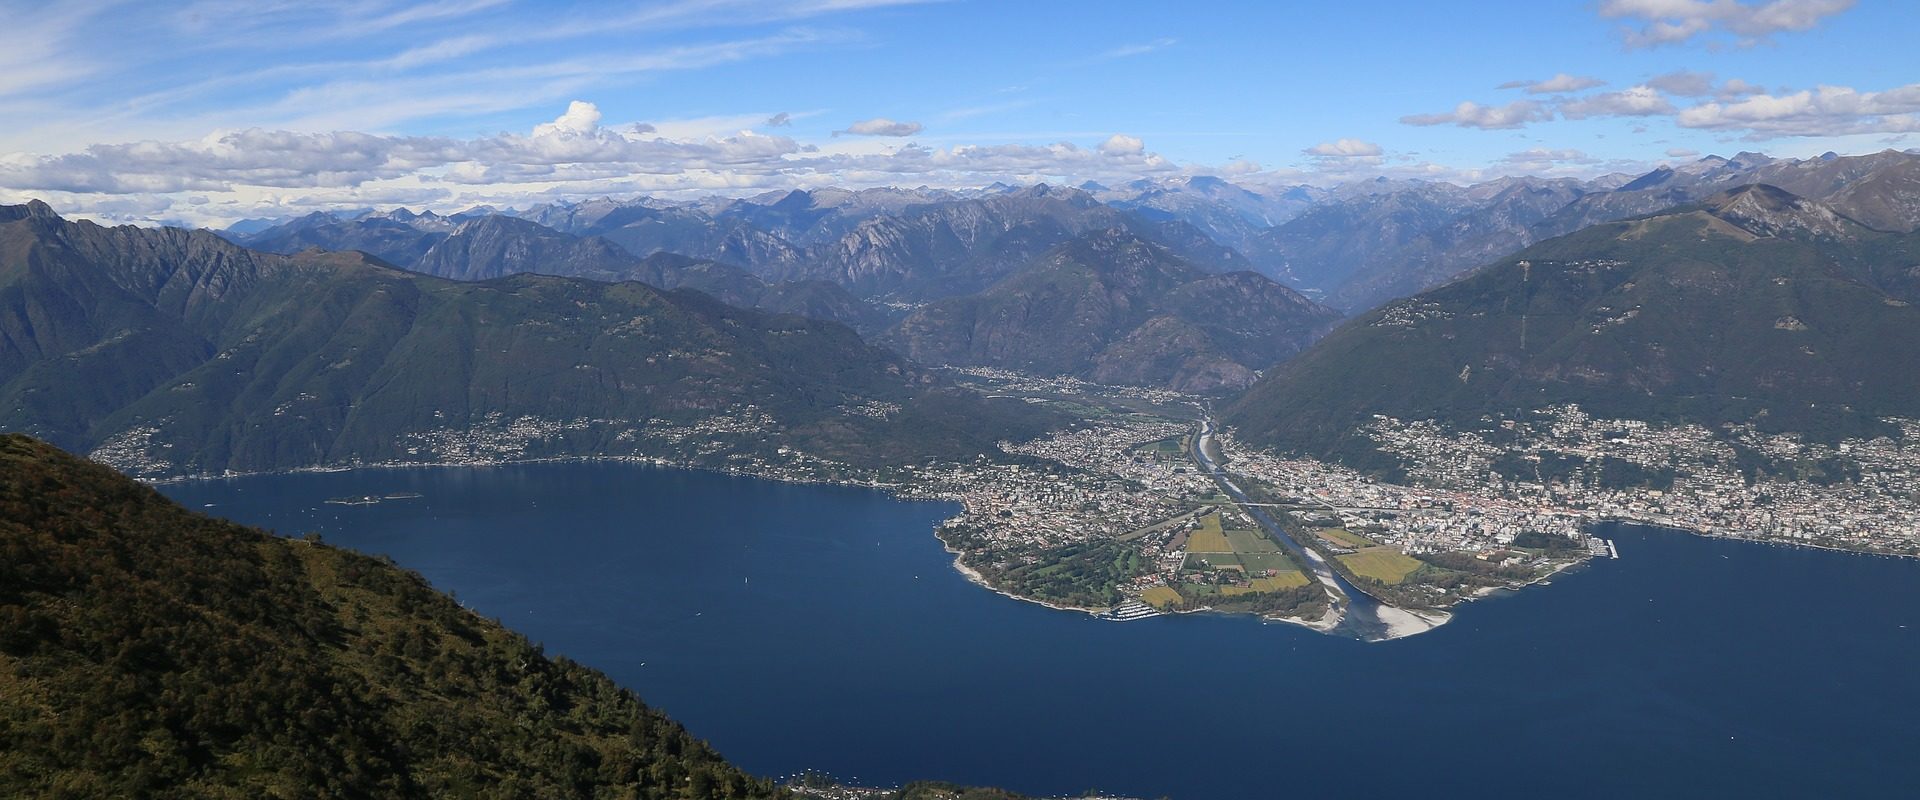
1189, 418, 1423, 642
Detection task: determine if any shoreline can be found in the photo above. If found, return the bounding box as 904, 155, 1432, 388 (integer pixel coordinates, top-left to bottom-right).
136, 453, 1916, 642
938, 539, 1111, 617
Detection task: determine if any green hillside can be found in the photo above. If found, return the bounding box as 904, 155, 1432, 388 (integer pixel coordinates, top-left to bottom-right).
0, 433, 786, 798
884, 229, 1338, 392
1228, 185, 1920, 462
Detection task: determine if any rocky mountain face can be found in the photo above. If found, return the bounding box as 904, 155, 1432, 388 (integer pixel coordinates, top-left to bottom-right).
1227, 184, 1920, 463
1532, 150, 1920, 239
225, 207, 462, 266
232, 211, 885, 332
1251, 178, 1592, 312
711, 186, 958, 245
411, 214, 638, 281
882, 228, 1340, 392
1097, 175, 1321, 257
0, 203, 1053, 477
783, 183, 1253, 301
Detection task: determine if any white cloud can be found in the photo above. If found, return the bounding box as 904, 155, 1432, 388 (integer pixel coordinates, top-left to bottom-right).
1400, 100, 1551, 129
531, 100, 603, 137
1598, 0, 1856, 48
1561, 85, 1678, 118
1646, 70, 1716, 97
1497, 148, 1598, 171
1499, 74, 1607, 94
1666, 147, 1701, 156
1676, 83, 1920, 137
1098, 134, 1145, 157
836, 117, 924, 137
1219, 158, 1261, 175
1304, 138, 1384, 158
764, 112, 792, 127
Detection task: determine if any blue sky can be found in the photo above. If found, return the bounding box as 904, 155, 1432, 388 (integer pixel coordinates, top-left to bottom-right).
1, 0, 1913, 224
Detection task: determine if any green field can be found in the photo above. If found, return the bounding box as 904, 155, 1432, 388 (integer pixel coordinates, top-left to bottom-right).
1337, 548, 1426, 584
1225, 530, 1280, 553
1237, 552, 1296, 572
1318, 527, 1375, 548
1140, 586, 1183, 608
1250, 573, 1310, 591
1184, 552, 1243, 571
1186, 514, 1232, 552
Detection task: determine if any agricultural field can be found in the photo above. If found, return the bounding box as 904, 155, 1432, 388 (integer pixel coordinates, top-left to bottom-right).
1337, 548, 1426, 585
1225, 530, 1279, 553
1184, 552, 1242, 571
1249, 573, 1309, 591
1237, 552, 1296, 573
1185, 514, 1233, 553
1141, 586, 1183, 609
1317, 528, 1375, 549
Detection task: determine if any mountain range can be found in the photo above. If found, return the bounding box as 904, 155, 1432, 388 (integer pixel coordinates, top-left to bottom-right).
1253, 149, 1920, 312
0, 201, 1053, 478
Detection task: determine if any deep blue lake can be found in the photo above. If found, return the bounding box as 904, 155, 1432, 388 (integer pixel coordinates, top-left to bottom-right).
163, 461, 1920, 799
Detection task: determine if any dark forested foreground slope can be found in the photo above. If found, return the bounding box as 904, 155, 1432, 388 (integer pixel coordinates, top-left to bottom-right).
0, 434, 783, 798
1228, 185, 1920, 462
0, 435, 1042, 800
0, 202, 1055, 478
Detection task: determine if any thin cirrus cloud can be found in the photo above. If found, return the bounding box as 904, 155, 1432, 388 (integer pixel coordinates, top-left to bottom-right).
1497, 74, 1607, 94
1596, 0, 1857, 48
835, 117, 924, 137
1304, 139, 1384, 158
1099, 37, 1178, 60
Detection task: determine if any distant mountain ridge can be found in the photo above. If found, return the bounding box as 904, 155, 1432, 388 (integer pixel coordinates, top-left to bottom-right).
230, 209, 885, 332
219, 149, 1920, 323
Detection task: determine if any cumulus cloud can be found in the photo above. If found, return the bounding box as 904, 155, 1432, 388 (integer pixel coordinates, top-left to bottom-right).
764, 112, 792, 127
1304, 138, 1384, 158
1498, 73, 1607, 94
1219, 158, 1261, 176
1598, 0, 1857, 48
531, 100, 603, 137
1098, 134, 1145, 157
1560, 85, 1678, 118
835, 117, 923, 137
1400, 100, 1551, 129
1646, 69, 1716, 97
1676, 83, 1920, 137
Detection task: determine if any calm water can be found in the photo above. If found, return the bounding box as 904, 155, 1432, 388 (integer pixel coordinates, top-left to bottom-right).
163, 462, 1920, 799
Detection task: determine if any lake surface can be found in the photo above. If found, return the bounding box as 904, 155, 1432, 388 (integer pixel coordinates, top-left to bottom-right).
163, 462, 1920, 799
